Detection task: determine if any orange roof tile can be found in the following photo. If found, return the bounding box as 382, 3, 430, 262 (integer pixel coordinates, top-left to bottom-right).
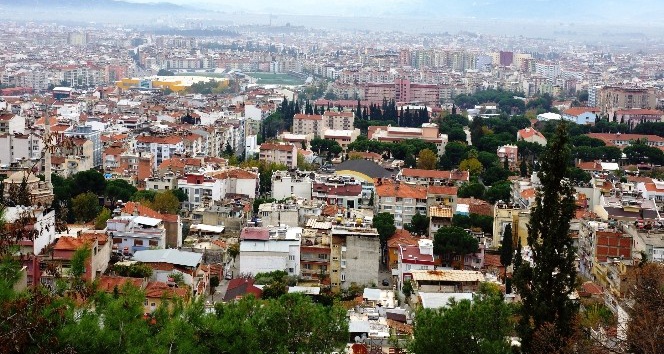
387, 229, 419, 248
53, 236, 89, 251
122, 201, 178, 223
375, 180, 427, 199
563, 107, 600, 116
98, 276, 144, 293
144, 281, 188, 299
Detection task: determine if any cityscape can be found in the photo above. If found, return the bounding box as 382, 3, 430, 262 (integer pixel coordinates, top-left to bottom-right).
1, 1, 664, 353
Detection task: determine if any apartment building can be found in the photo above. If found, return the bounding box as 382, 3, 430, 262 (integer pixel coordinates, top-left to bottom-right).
0, 113, 26, 134
312, 175, 364, 208
107, 215, 167, 255
613, 109, 663, 128
239, 226, 302, 277
586, 133, 664, 149
0, 132, 42, 166
64, 124, 102, 168
178, 174, 225, 211
292, 114, 325, 137
497, 145, 518, 170
136, 134, 184, 168
330, 224, 380, 291
397, 168, 469, 186
323, 111, 355, 130
598, 86, 657, 115
368, 123, 448, 156
271, 170, 313, 200
396, 239, 439, 291
259, 142, 297, 169
375, 179, 428, 229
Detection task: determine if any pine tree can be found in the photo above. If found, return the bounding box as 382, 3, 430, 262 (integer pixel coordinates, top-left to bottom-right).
512, 122, 578, 352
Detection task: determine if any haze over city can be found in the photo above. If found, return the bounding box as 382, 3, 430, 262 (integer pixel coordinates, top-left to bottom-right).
1, 1, 663, 353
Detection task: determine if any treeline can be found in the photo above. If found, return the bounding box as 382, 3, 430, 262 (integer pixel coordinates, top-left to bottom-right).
348, 137, 437, 167
50, 170, 186, 226
0, 260, 348, 354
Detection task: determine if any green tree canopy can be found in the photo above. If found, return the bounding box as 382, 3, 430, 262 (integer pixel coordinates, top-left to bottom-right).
405, 212, 430, 237
410, 283, 513, 354
72, 192, 101, 223
72, 170, 106, 196
147, 190, 181, 214
433, 226, 479, 269
105, 179, 137, 205
373, 212, 396, 254
416, 149, 438, 170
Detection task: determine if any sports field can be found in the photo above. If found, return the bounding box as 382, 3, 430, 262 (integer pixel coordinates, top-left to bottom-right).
246, 72, 305, 85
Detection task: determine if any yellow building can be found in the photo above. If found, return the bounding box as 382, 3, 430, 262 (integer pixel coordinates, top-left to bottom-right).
116, 76, 229, 93
492, 203, 530, 249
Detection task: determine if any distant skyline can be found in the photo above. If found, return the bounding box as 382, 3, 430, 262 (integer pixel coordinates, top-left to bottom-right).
123, 0, 664, 25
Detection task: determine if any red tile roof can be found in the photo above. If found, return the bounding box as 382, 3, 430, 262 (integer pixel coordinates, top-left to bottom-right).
53, 236, 89, 251
401, 168, 469, 181
615, 109, 662, 116
375, 180, 427, 199
427, 185, 458, 196
144, 281, 188, 299
517, 127, 546, 140
293, 114, 323, 121
563, 107, 601, 116
240, 227, 270, 241
122, 201, 178, 223
136, 135, 181, 145
259, 143, 296, 152
387, 229, 419, 248
98, 275, 144, 293
211, 169, 257, 180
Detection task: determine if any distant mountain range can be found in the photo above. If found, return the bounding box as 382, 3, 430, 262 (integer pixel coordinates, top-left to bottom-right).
0, 0, 186, 10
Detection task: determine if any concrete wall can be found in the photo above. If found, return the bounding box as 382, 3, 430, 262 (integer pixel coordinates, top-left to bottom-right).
344, 235, 380, 288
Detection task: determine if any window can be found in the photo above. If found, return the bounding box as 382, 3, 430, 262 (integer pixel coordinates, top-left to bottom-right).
113, 238, 122, 244
406, 264, 411, 271
303, 264, 312, 270
340, 273, 346, 282
134, 239, 143, 246
288, 255, 295, 261
149, 240, 158, 247
383, 197, 393, 203
318, 254, 328, 260
288, 268, 294, 273
404, 198, 414, 204
383, 205, 392, 210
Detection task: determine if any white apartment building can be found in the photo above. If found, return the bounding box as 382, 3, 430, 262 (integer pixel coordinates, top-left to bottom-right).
0, 113, 26, 134
107, 215, 167, 255
178, 174, 225, 211
135, 135, 184, 168
272, 170, 313, 200
239, 226, 302, 277
259, 142, 297, 169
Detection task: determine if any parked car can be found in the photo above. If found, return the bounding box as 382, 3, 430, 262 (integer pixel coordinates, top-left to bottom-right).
225, 271, 233, 280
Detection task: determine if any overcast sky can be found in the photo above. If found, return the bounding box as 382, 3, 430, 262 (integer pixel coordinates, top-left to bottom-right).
124, 0, 664, 25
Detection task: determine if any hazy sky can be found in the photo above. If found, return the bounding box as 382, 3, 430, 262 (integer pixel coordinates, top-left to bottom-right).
123, 0, 664, 25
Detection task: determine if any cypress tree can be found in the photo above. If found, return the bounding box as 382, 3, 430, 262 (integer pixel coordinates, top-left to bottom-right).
512, 122, 578, 352
500, 224, 512, 268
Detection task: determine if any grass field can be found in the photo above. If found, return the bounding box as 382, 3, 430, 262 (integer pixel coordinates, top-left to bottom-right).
246, 72, 305, 85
